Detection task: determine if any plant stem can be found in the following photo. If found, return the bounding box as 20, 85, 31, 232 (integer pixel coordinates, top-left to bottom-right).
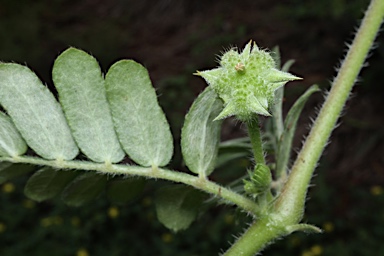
246, 116, 265, 165
0, 155, 260, 215
224, 1, 383, 255
275, 0, 384, 219
223, 217, 284, 256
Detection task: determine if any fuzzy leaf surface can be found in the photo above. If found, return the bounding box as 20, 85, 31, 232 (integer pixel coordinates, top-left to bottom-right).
24, 167, 78, 202
0, 63, 78, 160
105, 60, 173, 167
52, 48, 124, 163
155, 185, 205, 232
181, 87, 223, 176
0, 112, 27, 157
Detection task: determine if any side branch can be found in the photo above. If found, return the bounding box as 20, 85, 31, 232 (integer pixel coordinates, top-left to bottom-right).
0, 155, 260, 215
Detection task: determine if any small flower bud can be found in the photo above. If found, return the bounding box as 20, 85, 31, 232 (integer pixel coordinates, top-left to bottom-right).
244, 163, 272, 196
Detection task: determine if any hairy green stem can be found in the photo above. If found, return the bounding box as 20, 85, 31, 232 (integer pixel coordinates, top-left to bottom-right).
225, 1, 383, 255
246, 116, 265, 165
223, 217, 284, 256
0, 155, 260, 215
275, 0, 384, 220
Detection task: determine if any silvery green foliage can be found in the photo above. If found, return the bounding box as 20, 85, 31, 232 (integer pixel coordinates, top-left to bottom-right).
53, 48, 124, 163
0, 49, 173, 167
181, 87, 223, 176
0, 48, 174, 206
0, 63, 79, 160
105, 60, 173, 167
0, 112, 27, 157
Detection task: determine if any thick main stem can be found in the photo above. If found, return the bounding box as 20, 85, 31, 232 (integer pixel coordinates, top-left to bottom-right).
275, 0, 384, 218
223, 217, 284, 256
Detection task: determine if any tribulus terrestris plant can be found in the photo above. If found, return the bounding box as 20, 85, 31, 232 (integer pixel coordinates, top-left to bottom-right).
0, 0, 383, 255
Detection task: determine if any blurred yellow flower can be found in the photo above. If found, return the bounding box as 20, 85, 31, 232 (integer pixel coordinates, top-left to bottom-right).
40, 217, 52, 227
370, 185, 383, 196
0, 222, 6, 233
2, 182, 15, 193
22, 199, 36, 209
310, 244, 323, 255
322, 221, 334, 233
161, 232, 173, 243
108, 207, 119, 219
76, 248, 89, 256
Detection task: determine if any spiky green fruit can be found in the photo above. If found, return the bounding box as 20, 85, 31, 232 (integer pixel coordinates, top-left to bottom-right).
196, 41, 301, 121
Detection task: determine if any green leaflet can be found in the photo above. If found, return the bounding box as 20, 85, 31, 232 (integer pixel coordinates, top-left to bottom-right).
0, 112, 27, 157
181, 87, 223, 176
155, 185, 205, 232
0, 63, 78, 160
275, 85, 320, 179
24, 167, 78, 202
271, 57, 297, 151
61, 172, 107, 207
0, 162, 12, 172
106, 177, 146, 204
52, 48, 124, 163
105, 60, 173, 167
0, 163, 36, 184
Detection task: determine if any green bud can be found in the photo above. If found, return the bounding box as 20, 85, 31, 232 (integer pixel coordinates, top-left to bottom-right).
196, 41, 301, 121
244, 163, 272, 196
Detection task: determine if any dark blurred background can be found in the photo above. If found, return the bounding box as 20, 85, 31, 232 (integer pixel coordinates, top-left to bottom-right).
1, 0, 384, 255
